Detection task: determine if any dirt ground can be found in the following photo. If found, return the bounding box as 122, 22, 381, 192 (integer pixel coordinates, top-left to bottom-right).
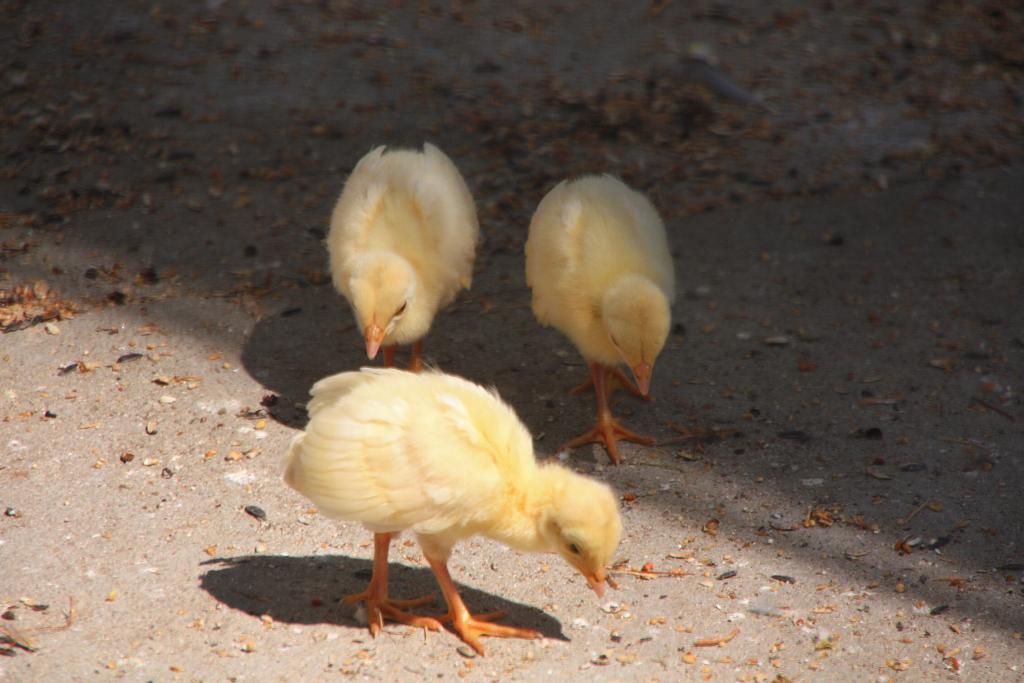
2, 1, 1023, 681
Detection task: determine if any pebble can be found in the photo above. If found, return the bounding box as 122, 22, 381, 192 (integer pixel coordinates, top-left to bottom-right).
159, 395, 176, 404
764, 335, 792, 346
224, 471, 256, 485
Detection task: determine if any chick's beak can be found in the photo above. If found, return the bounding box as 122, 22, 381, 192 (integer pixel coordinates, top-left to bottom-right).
584, 570, 607, 598
631, 362, 652, 396
364, 323, 385, 359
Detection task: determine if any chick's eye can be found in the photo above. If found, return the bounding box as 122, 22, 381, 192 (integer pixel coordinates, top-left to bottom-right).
394, 302, 407, 317
568, 543, 581, 555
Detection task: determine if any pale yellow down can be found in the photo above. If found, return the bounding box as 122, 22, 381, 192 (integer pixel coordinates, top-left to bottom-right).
525, 175, 675, 371
327, 143, 479, 347
284, 368, 621, 588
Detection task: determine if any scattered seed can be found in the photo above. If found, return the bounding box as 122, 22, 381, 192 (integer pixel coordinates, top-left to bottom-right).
900, 463, 926, 472
244, 505, 267, 521
44, 322, 60, 335
116, 353, 143, 364
58, 362, 79, 375
930, 605, 950, 616
717, 570, 737, 581
145, 420, 158, 435
160, 467, 174, 479
702, 519, 720, 536
770, 575, 796, 584
44, 410, 57, 418
120, 452, 134, 463
280, 307, 303, 317
158, 395, 176, 404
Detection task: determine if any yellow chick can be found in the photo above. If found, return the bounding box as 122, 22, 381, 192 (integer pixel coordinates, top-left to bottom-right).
284, 367, 621, 655
525, 175, 675, 464
327, 143, 478, 370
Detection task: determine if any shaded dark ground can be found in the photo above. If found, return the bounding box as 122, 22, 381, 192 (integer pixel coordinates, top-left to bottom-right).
2, 1, 1023, 681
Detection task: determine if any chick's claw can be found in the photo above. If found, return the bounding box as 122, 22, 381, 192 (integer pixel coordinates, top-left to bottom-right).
562, 416, 656, 465
451, 614, 542, 656
344, 591, 441, 636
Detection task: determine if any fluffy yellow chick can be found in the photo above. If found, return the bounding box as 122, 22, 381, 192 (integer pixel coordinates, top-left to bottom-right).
525, 175, 675, 464
327, 143, 478, 370
284, 368, 622, 655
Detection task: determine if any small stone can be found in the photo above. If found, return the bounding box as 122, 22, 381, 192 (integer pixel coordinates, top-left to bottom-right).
764, 335, 792, 346
159, 395, 176, 404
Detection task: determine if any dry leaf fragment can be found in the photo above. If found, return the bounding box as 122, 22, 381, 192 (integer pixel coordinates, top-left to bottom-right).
886, 659, 911, 671
694, 627, 739, 647
928, 358, 956, 372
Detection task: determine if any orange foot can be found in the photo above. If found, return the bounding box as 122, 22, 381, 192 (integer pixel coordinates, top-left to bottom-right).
447, 610, 541, 656
561, 415, 656, 465
343, 590, 441, 636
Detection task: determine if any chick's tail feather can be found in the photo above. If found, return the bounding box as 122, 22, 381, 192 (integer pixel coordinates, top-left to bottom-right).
283, 432, 305, 491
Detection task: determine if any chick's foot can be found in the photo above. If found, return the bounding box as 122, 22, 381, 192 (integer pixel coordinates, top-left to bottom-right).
344, 590, 440, 636
449, 611, 542, 656
561, 414, 656, 465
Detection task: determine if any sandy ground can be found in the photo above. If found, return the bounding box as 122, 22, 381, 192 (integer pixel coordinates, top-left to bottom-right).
2, 1, 1023, 681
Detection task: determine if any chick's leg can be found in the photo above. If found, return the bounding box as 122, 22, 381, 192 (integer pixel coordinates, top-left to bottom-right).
425, 555, 541, 656
382, 346, 396, 368
343, 533, 440, 636
569, 365, 648, 400
562, 363, 656, 465
408, 340, 423, 373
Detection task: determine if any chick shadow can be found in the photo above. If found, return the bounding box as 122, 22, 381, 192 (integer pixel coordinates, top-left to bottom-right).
199, 554, 568, 643
241, 290, 366, 428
